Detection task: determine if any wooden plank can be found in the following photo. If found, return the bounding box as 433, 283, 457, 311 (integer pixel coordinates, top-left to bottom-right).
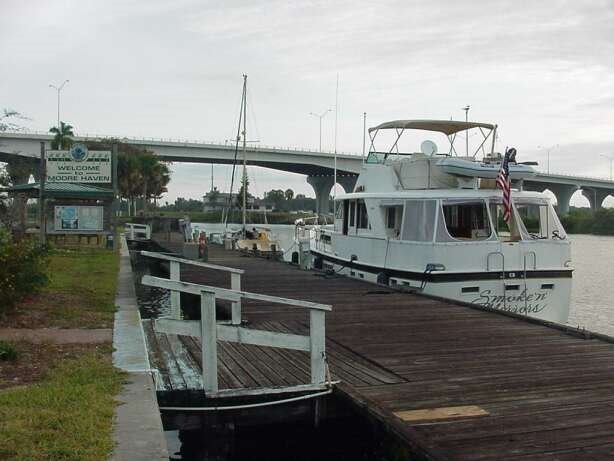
217, 325, 310, 351
201, 291, 218, 393
169, 260, 181, 319
394, 406, 490, 423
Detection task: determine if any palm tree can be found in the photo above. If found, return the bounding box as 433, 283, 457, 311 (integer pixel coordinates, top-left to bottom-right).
49, 122, 74, 150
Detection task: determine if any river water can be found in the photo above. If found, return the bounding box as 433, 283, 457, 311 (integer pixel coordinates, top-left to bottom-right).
191, 223, 614, 336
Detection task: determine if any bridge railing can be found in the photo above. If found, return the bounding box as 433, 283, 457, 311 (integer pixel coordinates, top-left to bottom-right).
0, 130, 363, 156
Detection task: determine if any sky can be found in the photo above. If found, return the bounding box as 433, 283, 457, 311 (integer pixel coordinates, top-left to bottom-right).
2, 0, 614, 206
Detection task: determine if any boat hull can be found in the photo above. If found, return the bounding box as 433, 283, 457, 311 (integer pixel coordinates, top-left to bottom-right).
311, 248, 571, 324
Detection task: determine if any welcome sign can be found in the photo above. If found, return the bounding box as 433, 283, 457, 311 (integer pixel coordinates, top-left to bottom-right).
46, 145, 111, 183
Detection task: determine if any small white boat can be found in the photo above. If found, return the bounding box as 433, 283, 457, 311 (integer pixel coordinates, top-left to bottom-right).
309, 119, 572, 324
236, 227, 283, 258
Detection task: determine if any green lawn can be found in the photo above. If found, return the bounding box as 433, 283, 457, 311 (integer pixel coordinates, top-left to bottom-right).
0, 350, 126, 461
2, 248, 120, 329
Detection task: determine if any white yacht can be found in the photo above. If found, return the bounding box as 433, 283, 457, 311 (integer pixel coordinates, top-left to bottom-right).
309, 120, 572, 324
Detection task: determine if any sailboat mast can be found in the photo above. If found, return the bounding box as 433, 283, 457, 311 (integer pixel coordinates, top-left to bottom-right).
241, 74, 248, 237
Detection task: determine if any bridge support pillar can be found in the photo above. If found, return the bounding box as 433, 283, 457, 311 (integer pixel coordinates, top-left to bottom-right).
306, 175, 334, 216
582, 188, 611, 211
337, 175, 358, 193
5, 158, 38, 233
548, 184, 577, 215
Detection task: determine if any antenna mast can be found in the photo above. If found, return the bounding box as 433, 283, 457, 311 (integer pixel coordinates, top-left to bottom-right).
241, 74, 248, 238
333, 74, 339, 215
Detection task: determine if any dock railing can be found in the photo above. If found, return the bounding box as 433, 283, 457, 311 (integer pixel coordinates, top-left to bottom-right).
140, 274, 331, 397
126, 223, 151, 241
140, 250, 244, 323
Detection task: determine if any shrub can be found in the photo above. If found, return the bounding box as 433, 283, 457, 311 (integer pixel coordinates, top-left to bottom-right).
0, 341, 17, 361
0, 230, 49, 315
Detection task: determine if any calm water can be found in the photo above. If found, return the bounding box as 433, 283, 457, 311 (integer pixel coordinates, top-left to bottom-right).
568, 234, 614, 336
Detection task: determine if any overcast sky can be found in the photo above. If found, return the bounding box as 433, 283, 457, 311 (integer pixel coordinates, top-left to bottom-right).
2, 0, 614, 205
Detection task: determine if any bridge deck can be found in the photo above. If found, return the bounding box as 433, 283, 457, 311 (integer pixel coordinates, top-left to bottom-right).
147, 238, 614, 460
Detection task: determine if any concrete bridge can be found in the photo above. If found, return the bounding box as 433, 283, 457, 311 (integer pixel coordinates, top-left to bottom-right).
1, 131, 613, 214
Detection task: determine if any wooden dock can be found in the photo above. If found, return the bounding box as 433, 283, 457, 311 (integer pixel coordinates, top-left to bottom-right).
145, 236, 614, 460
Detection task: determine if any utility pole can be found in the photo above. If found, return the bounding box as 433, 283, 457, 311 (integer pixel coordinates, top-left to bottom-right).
462, 105, 470, 156
39, 142, 46, 247
601, 154, 614, 181
309, 109, 332, 152
49, 80, 69, 129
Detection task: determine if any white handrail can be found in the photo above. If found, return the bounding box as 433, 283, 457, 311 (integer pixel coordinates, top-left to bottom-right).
141, 276, 330, 396
140, 250, 244, 323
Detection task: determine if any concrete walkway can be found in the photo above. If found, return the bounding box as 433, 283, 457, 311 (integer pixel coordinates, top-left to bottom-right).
0, 328, 111, 344
111, 236, 168, 461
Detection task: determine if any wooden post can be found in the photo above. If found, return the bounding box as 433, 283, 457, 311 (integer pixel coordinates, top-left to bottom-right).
201, 290, 218, 394
170, 260, 181, 319
230, 272, 241, 325
39, 142, 46, 246
309, 309, 326, 385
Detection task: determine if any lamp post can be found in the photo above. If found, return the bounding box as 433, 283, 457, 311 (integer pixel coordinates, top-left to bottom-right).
537, 144, 559, 174
462, 105, 470, 156
49, 80, 69, 129
309, 109, 332, 152
600, 154, 614, 181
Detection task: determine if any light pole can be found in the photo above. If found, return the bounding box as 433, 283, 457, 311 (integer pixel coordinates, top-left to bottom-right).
49, 80, 69, 129
537, 144, 559, 174
462, 105, 470, 156
309, 109, 332, 152
600, 154, 614, 181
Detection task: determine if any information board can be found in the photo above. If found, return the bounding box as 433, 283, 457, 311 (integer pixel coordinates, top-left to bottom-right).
46, 145, 111, 183
54, 206, 103, 231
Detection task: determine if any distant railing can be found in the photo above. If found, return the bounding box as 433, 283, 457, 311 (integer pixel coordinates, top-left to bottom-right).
125, 223, 151, 241
140, 271, 331, 397
140, 250, 243, 323
0, 129, 362, 157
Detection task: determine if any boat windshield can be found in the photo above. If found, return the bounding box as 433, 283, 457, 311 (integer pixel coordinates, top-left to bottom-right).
488, 199, 566, 241
514, 200, 567, 240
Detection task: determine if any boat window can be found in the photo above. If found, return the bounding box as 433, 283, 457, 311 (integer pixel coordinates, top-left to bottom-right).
489, 202, 522, 242
515, 201, 567, 240
401, 200, 436, 241
357, 200, 369, 229
349, 201, 356, 227
439, 200, 492, 241
366, 152, 385, 164
384, 205, 403, 238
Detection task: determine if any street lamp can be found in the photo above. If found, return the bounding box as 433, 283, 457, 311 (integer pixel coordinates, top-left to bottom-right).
600, 153, 614, 181
537, 144, 559, 174
49, 80, 69, 129
462, 105, 470, 156
309, 109, 332, 152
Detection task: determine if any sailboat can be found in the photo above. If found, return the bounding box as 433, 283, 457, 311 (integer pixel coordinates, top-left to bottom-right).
223, 75, 282, 258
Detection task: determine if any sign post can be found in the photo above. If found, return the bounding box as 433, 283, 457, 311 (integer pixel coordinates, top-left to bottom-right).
39, 142, 46, 246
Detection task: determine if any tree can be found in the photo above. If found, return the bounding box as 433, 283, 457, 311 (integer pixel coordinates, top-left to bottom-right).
284, 188, 294, 201
86, 139, 172, 216
265, 189, 285, 210
235, 177, 251, 209
0, 109, 29, 132
49, 121, 74, 150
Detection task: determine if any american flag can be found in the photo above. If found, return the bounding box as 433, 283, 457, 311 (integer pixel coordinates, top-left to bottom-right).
496, 148, 515, 222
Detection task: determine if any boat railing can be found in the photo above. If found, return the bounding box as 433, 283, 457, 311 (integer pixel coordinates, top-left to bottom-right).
140, 250, 244, 324
140, 274, 332, 397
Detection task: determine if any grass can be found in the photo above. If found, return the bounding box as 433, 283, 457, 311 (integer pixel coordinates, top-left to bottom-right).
1, 247, 120, 329
0, 341, 18, 361
0, 350, 125, 461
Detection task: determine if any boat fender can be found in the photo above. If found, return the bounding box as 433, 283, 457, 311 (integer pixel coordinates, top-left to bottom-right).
314, 256, 323, 270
